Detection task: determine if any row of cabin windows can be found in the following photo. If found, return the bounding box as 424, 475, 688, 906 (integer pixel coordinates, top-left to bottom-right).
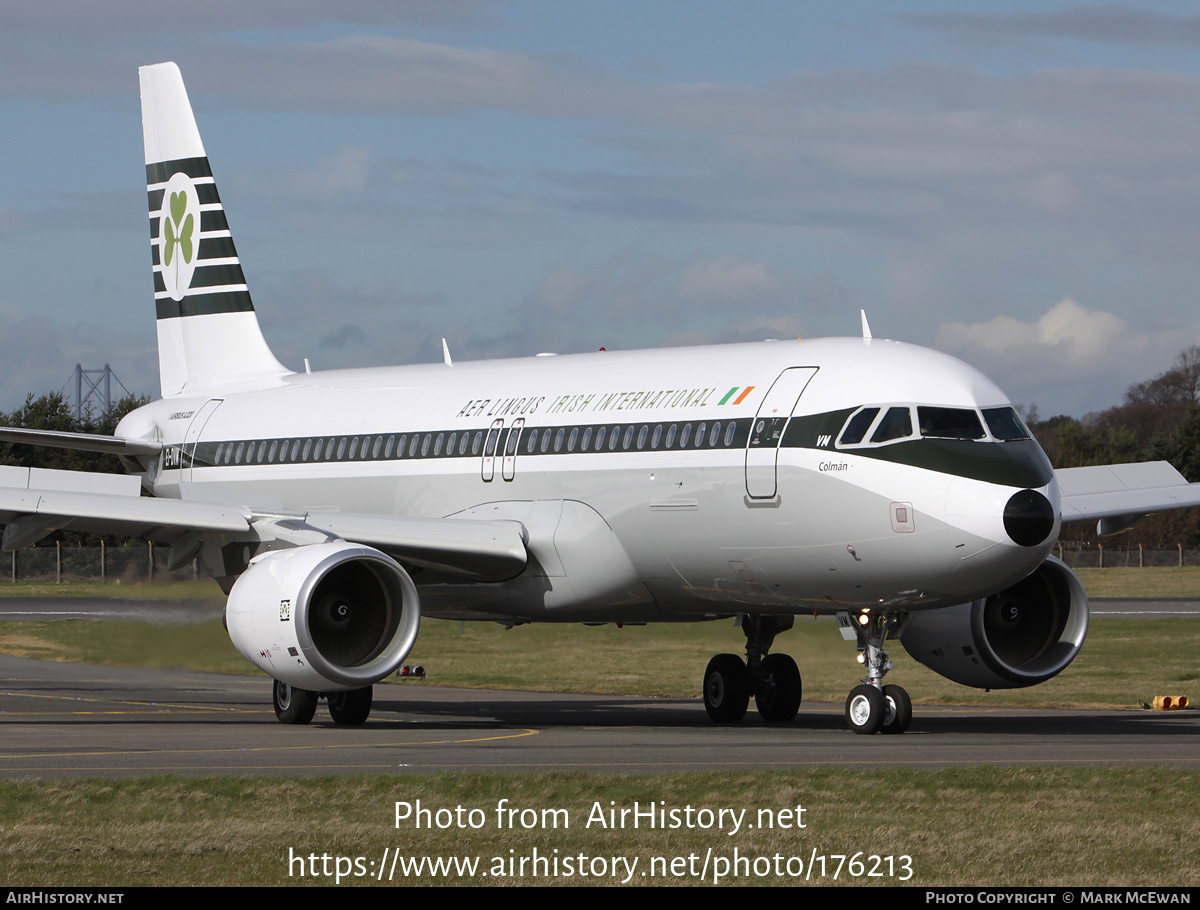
206, 419, 746, 467
212, 431, 486, 466
522, 420, 738, 456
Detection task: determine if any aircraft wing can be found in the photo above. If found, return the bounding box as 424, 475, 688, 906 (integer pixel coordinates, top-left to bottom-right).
0, 465, 527, 581
1057, 461, 1200, 533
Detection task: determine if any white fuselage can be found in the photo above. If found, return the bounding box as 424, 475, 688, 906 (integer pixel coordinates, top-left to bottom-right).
126, 335, 1059, 622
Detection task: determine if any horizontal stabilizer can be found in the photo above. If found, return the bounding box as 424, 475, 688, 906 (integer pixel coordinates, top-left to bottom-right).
0, 425, 162, 456
0, 466, 528, 579
0, 468, 249, 550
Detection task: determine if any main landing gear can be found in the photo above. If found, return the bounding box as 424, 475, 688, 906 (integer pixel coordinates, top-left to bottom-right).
272, 680, 373, 726
703, 615, 802, 723
840, 611, 911, 735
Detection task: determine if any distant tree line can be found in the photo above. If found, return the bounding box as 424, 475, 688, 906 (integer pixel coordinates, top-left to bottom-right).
1027, 345, 1200, 550
0, 391, 148, 546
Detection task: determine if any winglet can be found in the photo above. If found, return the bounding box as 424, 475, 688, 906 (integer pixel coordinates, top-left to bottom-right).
442, 338, 453, 367
860, 309, 872, 341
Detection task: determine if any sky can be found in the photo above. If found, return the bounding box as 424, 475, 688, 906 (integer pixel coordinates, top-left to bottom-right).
3, 1, 1200, 419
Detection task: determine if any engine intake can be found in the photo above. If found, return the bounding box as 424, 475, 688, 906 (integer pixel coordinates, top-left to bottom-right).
899, 556, 1088, 689
225, 541, 420, 692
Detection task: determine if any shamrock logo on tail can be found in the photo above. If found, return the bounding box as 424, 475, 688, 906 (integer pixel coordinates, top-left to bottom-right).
163, 190, 194, 288
157, 171, 202, 302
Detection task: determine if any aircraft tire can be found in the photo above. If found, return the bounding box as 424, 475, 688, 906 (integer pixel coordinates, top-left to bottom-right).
755, 653, 802, 722
703, 654, 750, 723
881, 684, 912, 734
327, 686, 373, 726
273, 680, 318, 725
845, 684, 885, 735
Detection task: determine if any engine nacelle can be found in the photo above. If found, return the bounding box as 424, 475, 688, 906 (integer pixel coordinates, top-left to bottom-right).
225, 541, 420, 692
899, 556, 1088, 689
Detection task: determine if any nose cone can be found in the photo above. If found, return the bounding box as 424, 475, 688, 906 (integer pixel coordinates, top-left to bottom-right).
1004, 489, 1055, 547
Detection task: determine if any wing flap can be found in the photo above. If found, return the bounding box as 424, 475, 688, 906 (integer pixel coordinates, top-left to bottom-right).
296, 512, 528, 581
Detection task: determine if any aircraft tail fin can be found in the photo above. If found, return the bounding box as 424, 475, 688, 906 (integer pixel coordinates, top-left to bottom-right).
140, 62, 289, 397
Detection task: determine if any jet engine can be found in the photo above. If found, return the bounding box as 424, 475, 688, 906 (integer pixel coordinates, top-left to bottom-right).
224, 541, 420, 692
899, 555, 1088, 689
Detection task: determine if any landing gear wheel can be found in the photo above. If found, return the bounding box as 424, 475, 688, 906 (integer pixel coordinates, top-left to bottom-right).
755, 653, 802, 722
703, 654, 750, 722
273, 680, 317, 725
881, 684, 912, 735
327, 686, 373, 725
845, 684, 885, 735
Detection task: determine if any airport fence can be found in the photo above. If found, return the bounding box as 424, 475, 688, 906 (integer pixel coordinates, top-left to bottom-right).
1053, 543, 1200, 568
5, 541, 1200, 583
5, 543, 203, 583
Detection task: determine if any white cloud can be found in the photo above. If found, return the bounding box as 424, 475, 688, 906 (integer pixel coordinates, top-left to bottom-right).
937, 297, 1126, 366
677, 255, 777, 303
935, 297, 1200, 415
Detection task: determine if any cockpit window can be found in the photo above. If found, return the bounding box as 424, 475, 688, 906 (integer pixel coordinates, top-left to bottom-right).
982, 407, 1029, 441
871, 407, 913, 443
838, 408, 879, 445
918, 406, 986, 439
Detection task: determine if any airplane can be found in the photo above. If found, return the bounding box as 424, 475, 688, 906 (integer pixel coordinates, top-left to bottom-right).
1, 61, 1198, 734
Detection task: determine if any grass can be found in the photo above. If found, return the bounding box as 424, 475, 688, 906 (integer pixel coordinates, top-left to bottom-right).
0, 578, 223, 600
1072, 566, 1200, 598
0, 568, 1195, 708
0, 768, 1196, 886
0, 572, 1196, 888
0, 610, 1193, 710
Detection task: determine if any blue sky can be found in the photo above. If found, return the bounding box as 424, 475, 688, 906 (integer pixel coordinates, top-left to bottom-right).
3, 1, 1200, 417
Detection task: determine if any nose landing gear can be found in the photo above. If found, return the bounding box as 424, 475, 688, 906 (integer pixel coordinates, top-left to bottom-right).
840, 611, 911, 735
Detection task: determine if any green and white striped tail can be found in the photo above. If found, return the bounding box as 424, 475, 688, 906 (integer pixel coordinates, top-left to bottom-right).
140, 62, 289, 398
